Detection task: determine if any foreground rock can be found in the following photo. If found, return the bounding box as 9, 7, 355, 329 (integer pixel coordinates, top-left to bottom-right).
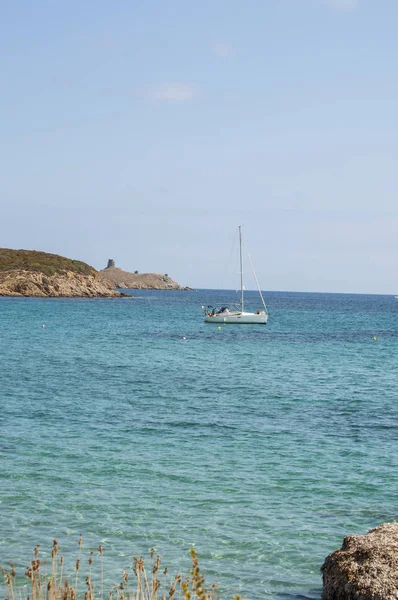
321, 523, 398, 600
100, 265, 190, 290
0, 249, 125, 298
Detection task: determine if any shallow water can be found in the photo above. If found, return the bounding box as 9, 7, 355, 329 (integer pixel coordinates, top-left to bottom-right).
1, 290, 397, 599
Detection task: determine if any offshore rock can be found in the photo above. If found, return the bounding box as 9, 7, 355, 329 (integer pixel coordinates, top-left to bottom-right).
321, 523, 398, 600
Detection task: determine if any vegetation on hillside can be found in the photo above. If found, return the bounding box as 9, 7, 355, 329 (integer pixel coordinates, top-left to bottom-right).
1, 538, 234, 600
0, 249, 96, 277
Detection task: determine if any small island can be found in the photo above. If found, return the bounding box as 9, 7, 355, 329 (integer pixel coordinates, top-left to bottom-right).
0, 249, 124, 298
99, 259, 190, 290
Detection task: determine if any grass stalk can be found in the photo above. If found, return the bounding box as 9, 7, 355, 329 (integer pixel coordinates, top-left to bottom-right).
4, 540, 232, 600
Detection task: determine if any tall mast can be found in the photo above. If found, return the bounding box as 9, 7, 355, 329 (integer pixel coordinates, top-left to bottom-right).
239, 225, 244, 312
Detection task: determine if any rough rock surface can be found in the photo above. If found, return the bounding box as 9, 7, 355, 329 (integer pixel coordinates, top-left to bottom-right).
99, 266, 190, 290
321, 523, 398, 600
0, 270, 122, 297
0, 249, 124, 297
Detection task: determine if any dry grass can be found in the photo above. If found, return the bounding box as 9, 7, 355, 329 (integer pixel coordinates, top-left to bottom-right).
1, 538, 241, 600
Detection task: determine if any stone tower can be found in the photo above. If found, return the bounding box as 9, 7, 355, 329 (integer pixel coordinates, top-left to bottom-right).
106, 259, 115, 269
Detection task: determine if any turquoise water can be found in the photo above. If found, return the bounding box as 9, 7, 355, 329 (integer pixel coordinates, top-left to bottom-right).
1, 290, 398, 599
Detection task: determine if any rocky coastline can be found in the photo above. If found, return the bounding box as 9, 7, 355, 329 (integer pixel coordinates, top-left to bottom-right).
0, 250, 190, 297
321, 523, 398, 600
0, 269, 123, 298
0, 249, 125, 298
99, 264, 190, 290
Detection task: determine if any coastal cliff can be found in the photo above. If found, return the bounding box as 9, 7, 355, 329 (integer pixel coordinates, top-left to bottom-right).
99, 265, 190, 290
0, 249, 123, 298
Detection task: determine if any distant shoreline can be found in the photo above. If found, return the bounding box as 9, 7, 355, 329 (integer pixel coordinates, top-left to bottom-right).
0, 249, 193, 297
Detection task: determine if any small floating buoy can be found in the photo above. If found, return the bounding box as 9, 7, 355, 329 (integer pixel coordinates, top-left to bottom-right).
182, 336, 186, 340
373, 336, 377, 341
42, 324, 45, 328
218, 326, 221, 331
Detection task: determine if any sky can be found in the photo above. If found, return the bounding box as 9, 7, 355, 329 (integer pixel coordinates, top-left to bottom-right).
1, 0, 398, 293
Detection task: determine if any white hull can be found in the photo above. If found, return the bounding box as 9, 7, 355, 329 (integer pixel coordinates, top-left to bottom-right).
202, 226, 269, 326
205, 312, 268, 324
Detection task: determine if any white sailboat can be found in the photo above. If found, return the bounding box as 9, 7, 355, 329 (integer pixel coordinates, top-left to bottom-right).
202, 226, 269, 324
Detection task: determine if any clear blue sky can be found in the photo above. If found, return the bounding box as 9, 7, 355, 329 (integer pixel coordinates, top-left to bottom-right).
1, 0, 398, 293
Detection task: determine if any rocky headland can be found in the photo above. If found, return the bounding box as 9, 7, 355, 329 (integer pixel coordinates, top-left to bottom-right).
0, 249, 124, 298
99, 261, 190, 290
321, 523, 398, 600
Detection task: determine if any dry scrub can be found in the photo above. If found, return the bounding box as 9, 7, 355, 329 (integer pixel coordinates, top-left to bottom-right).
1, 537, 240, 600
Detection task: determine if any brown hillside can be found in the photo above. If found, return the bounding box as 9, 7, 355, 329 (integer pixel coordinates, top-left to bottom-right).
0, 249, 123, 297
99, 267, 189, 290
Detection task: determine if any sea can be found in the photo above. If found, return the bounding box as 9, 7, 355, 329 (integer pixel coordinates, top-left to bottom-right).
1, 289, 397, 599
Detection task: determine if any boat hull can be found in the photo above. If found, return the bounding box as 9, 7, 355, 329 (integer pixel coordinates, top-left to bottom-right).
205, 312, 268, 324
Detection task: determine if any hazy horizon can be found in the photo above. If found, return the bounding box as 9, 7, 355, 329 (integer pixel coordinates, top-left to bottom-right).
3, 241, 396, 296
2, 1, 398, 295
